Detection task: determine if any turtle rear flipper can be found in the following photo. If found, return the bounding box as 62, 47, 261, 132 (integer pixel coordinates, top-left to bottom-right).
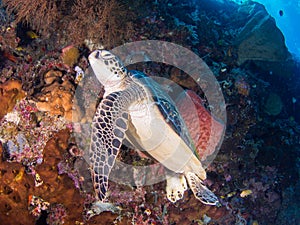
166, 172, 188, 203
185, 172, 220, 206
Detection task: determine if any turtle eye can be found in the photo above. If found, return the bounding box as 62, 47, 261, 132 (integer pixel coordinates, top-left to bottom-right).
95, 50, 101, 59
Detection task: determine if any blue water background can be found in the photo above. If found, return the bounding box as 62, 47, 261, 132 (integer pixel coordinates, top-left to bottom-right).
230, 0, 300, 60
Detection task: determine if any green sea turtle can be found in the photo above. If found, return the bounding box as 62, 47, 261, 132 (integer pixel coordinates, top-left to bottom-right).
88, 49, 219, 214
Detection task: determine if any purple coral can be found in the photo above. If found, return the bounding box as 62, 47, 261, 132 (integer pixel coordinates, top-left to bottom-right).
57, 153, 83, 190
46, 203, 67, 225
0, 99, 69, 186
28, 195, 50, 218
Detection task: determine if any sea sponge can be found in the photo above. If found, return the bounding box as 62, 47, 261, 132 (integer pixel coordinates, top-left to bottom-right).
61, 46, 79, 67
35, 79, 77, 121
264, 93, 283, 116
43, 70, 63, 85
0, 79, 26, 119
235, 78, 250, 96
176, 90, 225, 162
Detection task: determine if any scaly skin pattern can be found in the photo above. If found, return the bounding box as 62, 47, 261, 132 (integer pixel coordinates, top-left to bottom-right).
90, 84, 145, 201
90, 91, 129, 201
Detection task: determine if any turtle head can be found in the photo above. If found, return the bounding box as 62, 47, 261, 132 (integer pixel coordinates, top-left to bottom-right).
89, 50, 127, 87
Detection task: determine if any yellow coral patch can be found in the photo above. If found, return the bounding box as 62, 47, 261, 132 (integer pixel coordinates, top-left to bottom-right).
240, 189, 252, 197
61, 46, 79, 67
14, 167, 25, 182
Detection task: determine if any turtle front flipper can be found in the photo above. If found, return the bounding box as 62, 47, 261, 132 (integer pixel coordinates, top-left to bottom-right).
90, 91, 131, 203
185, 172, 220, 206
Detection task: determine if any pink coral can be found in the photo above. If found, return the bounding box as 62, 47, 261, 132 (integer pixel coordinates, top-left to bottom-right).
28, 195, 50, 218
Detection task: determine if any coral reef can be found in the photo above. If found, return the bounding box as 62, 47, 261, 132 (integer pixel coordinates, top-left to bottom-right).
235, 3, 290, 65
1, 129, 113, 224
46, 203, 67, 225
0, 99, 68, 171
2, 0, 135, 48
0, 79, 26, 119
235, 77, 250, 97
0, 0, 299, 224
3, 0, 59, 35
35, 70, 77, 121
28, 195, 50, 218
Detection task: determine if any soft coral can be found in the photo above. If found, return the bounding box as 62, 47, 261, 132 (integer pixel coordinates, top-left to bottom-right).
2, 0, 134, 48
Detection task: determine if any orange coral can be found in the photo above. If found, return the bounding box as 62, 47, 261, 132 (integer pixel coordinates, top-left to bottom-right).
2, 50, 18, 63
0, 79, 26, 119
35, 80, 73, 121
43, 70, 62, 85
35, 70, 83, 122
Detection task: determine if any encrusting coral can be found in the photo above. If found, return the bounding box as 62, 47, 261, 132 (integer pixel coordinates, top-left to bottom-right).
34, 69, 83, 122
43, 70, 62, 85
235, 77, 250, 97
35, 77, 75, 122
0, 79, 26, 119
